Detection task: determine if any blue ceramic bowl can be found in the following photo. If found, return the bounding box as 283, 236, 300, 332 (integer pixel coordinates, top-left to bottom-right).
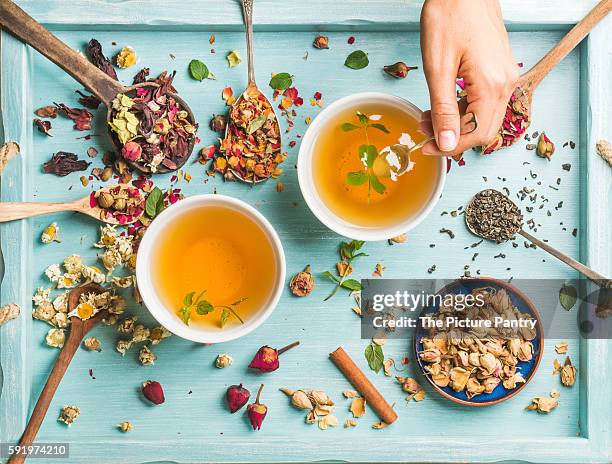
414, 277, 543, 406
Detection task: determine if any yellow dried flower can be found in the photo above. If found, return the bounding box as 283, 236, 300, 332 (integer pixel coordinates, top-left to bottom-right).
0, 303, 20, 326
215, 353, 233, 368
83, 337, 102, 352
118, 421, 133, 432
58, 406, 80, 426
226, 50, 242, 67
116, 46, 137, 69
41, 222, 60, 244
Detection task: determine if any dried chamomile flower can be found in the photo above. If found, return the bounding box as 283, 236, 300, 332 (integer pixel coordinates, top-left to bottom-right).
52, 292, 69, 313
344, 419, 357, 428
58, 406, 80, 426
116, 339, 133, 356
57, 272, 81, 289
82, 265, 106, 284
116, 46, 137, 69
318, 414, 338, 430
527, 393, 558, 413
46, 328, 66, 348
110, 275, 135, 288
45, 264, 62, 283
215, 353, 233, 368
52, 312, 69, 328
118, 420, 133, 433
0, 303, 20, 326
32, 287, 52, 306
555, 342, 568, 354
96, 225, 118, 248
41, 222, 60, 244
102, 314, 118, 326
99, 248, 123, 272
343, 389, 359, 398
149, 326, 172, 345
139, 345, 156, 365
32, 301, 56, 324
131, 324, 150, 343
117, 315, 138, 334
289, 265, 315, 297
108, 295, 127, 315
63, 255, 85, 275
350, 397, 366, 418
83, 337, 102, 352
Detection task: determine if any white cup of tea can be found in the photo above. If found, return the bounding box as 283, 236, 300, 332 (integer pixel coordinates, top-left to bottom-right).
136, 194, 286, 343
297, 92, 446, 241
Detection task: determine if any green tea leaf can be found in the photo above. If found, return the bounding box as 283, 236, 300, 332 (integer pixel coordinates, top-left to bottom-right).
179, 306, 191, 325
345, 51, 369, 70
370, 123, 390, 134
369, 173, 386, 195
183, 291, 195, 307
145, 187, 163, 218
196, 299, 214, 315
364, 343, 384, 373
351, 240, 365, 251
366, 145, 378, 168
322, 270, 340, 283
247, 114, 267, 134
357, 112, 369, 126
342, 279, 362, 291
341, 122, 360, 132
269, 72, 293, 91
189, 59, 209, 81
220, 308, 230, 327
559, 284, 577, 311
346, 171, 368, 186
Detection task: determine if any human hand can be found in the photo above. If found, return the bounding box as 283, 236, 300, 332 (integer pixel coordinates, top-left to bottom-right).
419, 0, 520, 156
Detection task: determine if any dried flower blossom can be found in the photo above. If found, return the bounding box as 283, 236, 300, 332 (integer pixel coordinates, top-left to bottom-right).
0, 303, 20, 326
116, 339, 133, 356
83, 337, 102, 352
148, 326, 171, 344
209, 114, 227, 132
35, 105, 58, 118
46, 328, 66, 348
313, 35, 329, 49
58, 406, 81, 426
142, 380, 165, 404
482, 87, 530, 154
383, 62, 418, 79
76, 90, 101, 109
139, 345, 156, 365
536, 132, 555, 160
215, 353, 233, 368
247, 384, 267, 430
372, 263, 385, 278
343, 389, 359, 398
116, 46, 137, 69
318, 415, 339, 429
55, 103, 93, 131
118, 421, 133, 432
248, 341, 300, 372
289, 265, 315, 297
132, 67, 150, 85
87, 39, 118, 80
554, 356, 576, 387
527, 392, 559, 413
117, 315, 137, 334
90, 185, 144, 225
349, 397, 366, 418
555, 342, 568, 354
41, 222, 60, 244
226, 384, 250, 413
34, 118, 52, 136
226, 50, 242, 67
43, 151, 91, 176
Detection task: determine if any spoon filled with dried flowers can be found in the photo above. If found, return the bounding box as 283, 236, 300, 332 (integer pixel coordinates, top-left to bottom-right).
0, 185, 144, 225
220, 0, 283, 183
0, 1, 198, 174
465, 189, 610, 287
481, 0, 612, 154
8, 283, 107, 464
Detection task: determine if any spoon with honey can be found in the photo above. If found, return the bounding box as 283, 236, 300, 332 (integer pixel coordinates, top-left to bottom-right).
7, 283, 107, 464
222, 0, 283, 184
0, 0, 198, 174
0, 185, 144, 225
465, 189, 610, 287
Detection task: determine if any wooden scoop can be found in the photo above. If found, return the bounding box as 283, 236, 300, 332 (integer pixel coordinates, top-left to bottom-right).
224, 0, 282, 184
7, 283, 107, 464
0, 0, 197, 174
0, 185, 144, 225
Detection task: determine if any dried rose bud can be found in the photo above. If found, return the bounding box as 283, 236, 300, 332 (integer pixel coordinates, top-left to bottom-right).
210, 114, 227, 132
560, 356, 576, 387
536, 132, 555, 160
247, 384, 267, 430
289, 265, 315, 297
383, 62, 418, 79
226, 383, 250, 413
142, 380, 165, 404
313, 35, 329, 49
248, 341, 300, 373
122, 141, 142, 162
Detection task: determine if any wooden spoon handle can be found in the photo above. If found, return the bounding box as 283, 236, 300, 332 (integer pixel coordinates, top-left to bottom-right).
241, 0, 256, 85
0, 0, 123, 105
520, 0, 612, 91
7, 333, 82, 464
519, 230, 610, 288
0, 201, 80, 222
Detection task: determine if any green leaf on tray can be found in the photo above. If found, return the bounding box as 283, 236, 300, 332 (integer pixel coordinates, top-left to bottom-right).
189, 59, 209, 81
559, 284, 577, 311
145, 186, 164, 219
269, 72, 293, 91
365, 342, 384, 373
344, 51, 369, 70
341, 279, 362, 291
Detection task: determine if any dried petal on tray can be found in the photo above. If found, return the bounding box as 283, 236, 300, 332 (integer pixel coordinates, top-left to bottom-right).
350, 397, 366, 418
46, 327, 66, 348
383, 62, 418, 79
76, 90, 101, 110
43, 152, 91, 176
133, 67, 150, 85
481, 87, 530, 154
554, 341, 568, 354
118, 421, 133, 433
289, 265, 315, 297
313, 35, 329, 49
526, 392, 558, 413
34, 118, 52, 136
35, 105, 58, 118
87, 38, 118, 80
58, 405, 81, 426
0, 141, 19, 174
83, 336, 102, 352
41, 222, 60, 244
218, 87, 285, 182
226, 50, 242, 67
139, 345, 156, 365
0, 303, 20, 326
55, 103, 93, 131
116, 46, 138, 69
536, 132, 555, 160
596, 139, 612, 166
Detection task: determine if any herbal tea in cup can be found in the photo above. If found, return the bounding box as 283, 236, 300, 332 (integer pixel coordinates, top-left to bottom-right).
298, 93, 445, 241
136, 195, 285, 343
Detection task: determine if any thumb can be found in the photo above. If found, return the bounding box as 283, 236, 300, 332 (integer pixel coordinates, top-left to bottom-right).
427, 71, 460, 152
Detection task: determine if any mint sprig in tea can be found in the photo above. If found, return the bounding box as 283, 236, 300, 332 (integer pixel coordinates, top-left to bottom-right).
153, 206, 277, 329
312, 101, 440, 227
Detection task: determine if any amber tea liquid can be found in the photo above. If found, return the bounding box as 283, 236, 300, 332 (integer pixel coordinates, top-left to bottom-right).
153, 206, 278, 329
312, 101, 440, 227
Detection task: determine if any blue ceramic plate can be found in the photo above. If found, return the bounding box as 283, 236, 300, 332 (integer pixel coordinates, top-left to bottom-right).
414, 277, 543, 406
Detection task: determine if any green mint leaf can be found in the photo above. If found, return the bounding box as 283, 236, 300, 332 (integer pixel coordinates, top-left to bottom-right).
189, 59, 209, 81
364, 343, 384, 373
269, 72, 293, 91
357, 111, 369, 126
322, 270, 341, 283
179, 306, 191, 325
559, 284, 577, 311
183, 291, 195, 307
145, 187, 163, 218
366, 145, 378, 168
339, 242, 352, 260
350, 240, 365, 252
346, 171, 368, 186
341, 122, 360, 132
341, 279, 362, 291
369, 173, 386, 195
194, 290, 207, 303
246, 114, 267, 134
196, 299, 214, 315
369, 123, 390, 134
345, 51, 369, 70
220, 308, 230, 328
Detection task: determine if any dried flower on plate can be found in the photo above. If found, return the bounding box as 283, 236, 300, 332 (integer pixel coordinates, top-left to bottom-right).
248, 341, 300, 372
118, 421, 133, 433
0, 303, 20, 326
215, 353, 233, 368
247, 384, 268, 430
83, 337, 102, 352
43, 152, 91, 176
289, 265, 315, 297
313, 35, 329, 49
58, 405, 81, 426
142, 380, 165, 404
116, 46, 137, 69
41, 222, 60, 244
343, 389, 359, 398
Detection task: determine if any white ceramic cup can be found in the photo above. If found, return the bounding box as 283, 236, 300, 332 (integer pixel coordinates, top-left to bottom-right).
136, 194, 286, 343
297, 92, 446, 241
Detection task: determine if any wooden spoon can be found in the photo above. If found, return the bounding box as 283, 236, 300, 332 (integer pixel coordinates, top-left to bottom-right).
0, 185, 144, 225
465, 190, 610, 288
223, 0, 282, 184
7, 283, 107, 464
0, 0, 197, 174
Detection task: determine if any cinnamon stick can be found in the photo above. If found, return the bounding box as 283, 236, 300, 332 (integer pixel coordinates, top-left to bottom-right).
329, 346, 397, 425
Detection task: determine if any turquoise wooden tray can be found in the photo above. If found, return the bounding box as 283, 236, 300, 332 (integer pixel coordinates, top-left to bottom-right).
0, 1, 610, 463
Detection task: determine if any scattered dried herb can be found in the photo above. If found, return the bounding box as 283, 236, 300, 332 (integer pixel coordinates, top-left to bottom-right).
289, 265, 315, 297
465, 189, 523, 242
209, 114, 226, 132
43, 152, 91, 176
116, 46, 137, 69
35, 105, 57, 118
34, 118, 52, 136
178, 290, 245, 328
76, 90, 101, 109
383, 62, 418, 79
482, 87, 529, 154
313, 35, 329, 49
344, 50, 369, 70
55, 103, 93, 131
132, 67, 150, 85
559, 284, 577, 311
87, 38, 118, 80
226, 50, 242, 68
90, 185, 144, 224
364, 342, 384, 373
323, 240, 366, 300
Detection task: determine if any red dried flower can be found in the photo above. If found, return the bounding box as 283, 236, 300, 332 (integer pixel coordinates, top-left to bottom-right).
247, 384, 267, 430
34, 118, 52, 136
248, 341, 300, 373
347, 36, 355, 45
226, 384, 250, 413
313, 91, 322, 100
55, 103, 93, 131
142, 380, 165, 404
122, 141, 143, 162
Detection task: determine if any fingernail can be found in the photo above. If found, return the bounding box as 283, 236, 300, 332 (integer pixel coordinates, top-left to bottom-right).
438, 130, 457, 152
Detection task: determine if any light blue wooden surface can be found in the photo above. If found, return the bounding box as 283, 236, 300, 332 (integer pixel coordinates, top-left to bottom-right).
0, 1, 610, 463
